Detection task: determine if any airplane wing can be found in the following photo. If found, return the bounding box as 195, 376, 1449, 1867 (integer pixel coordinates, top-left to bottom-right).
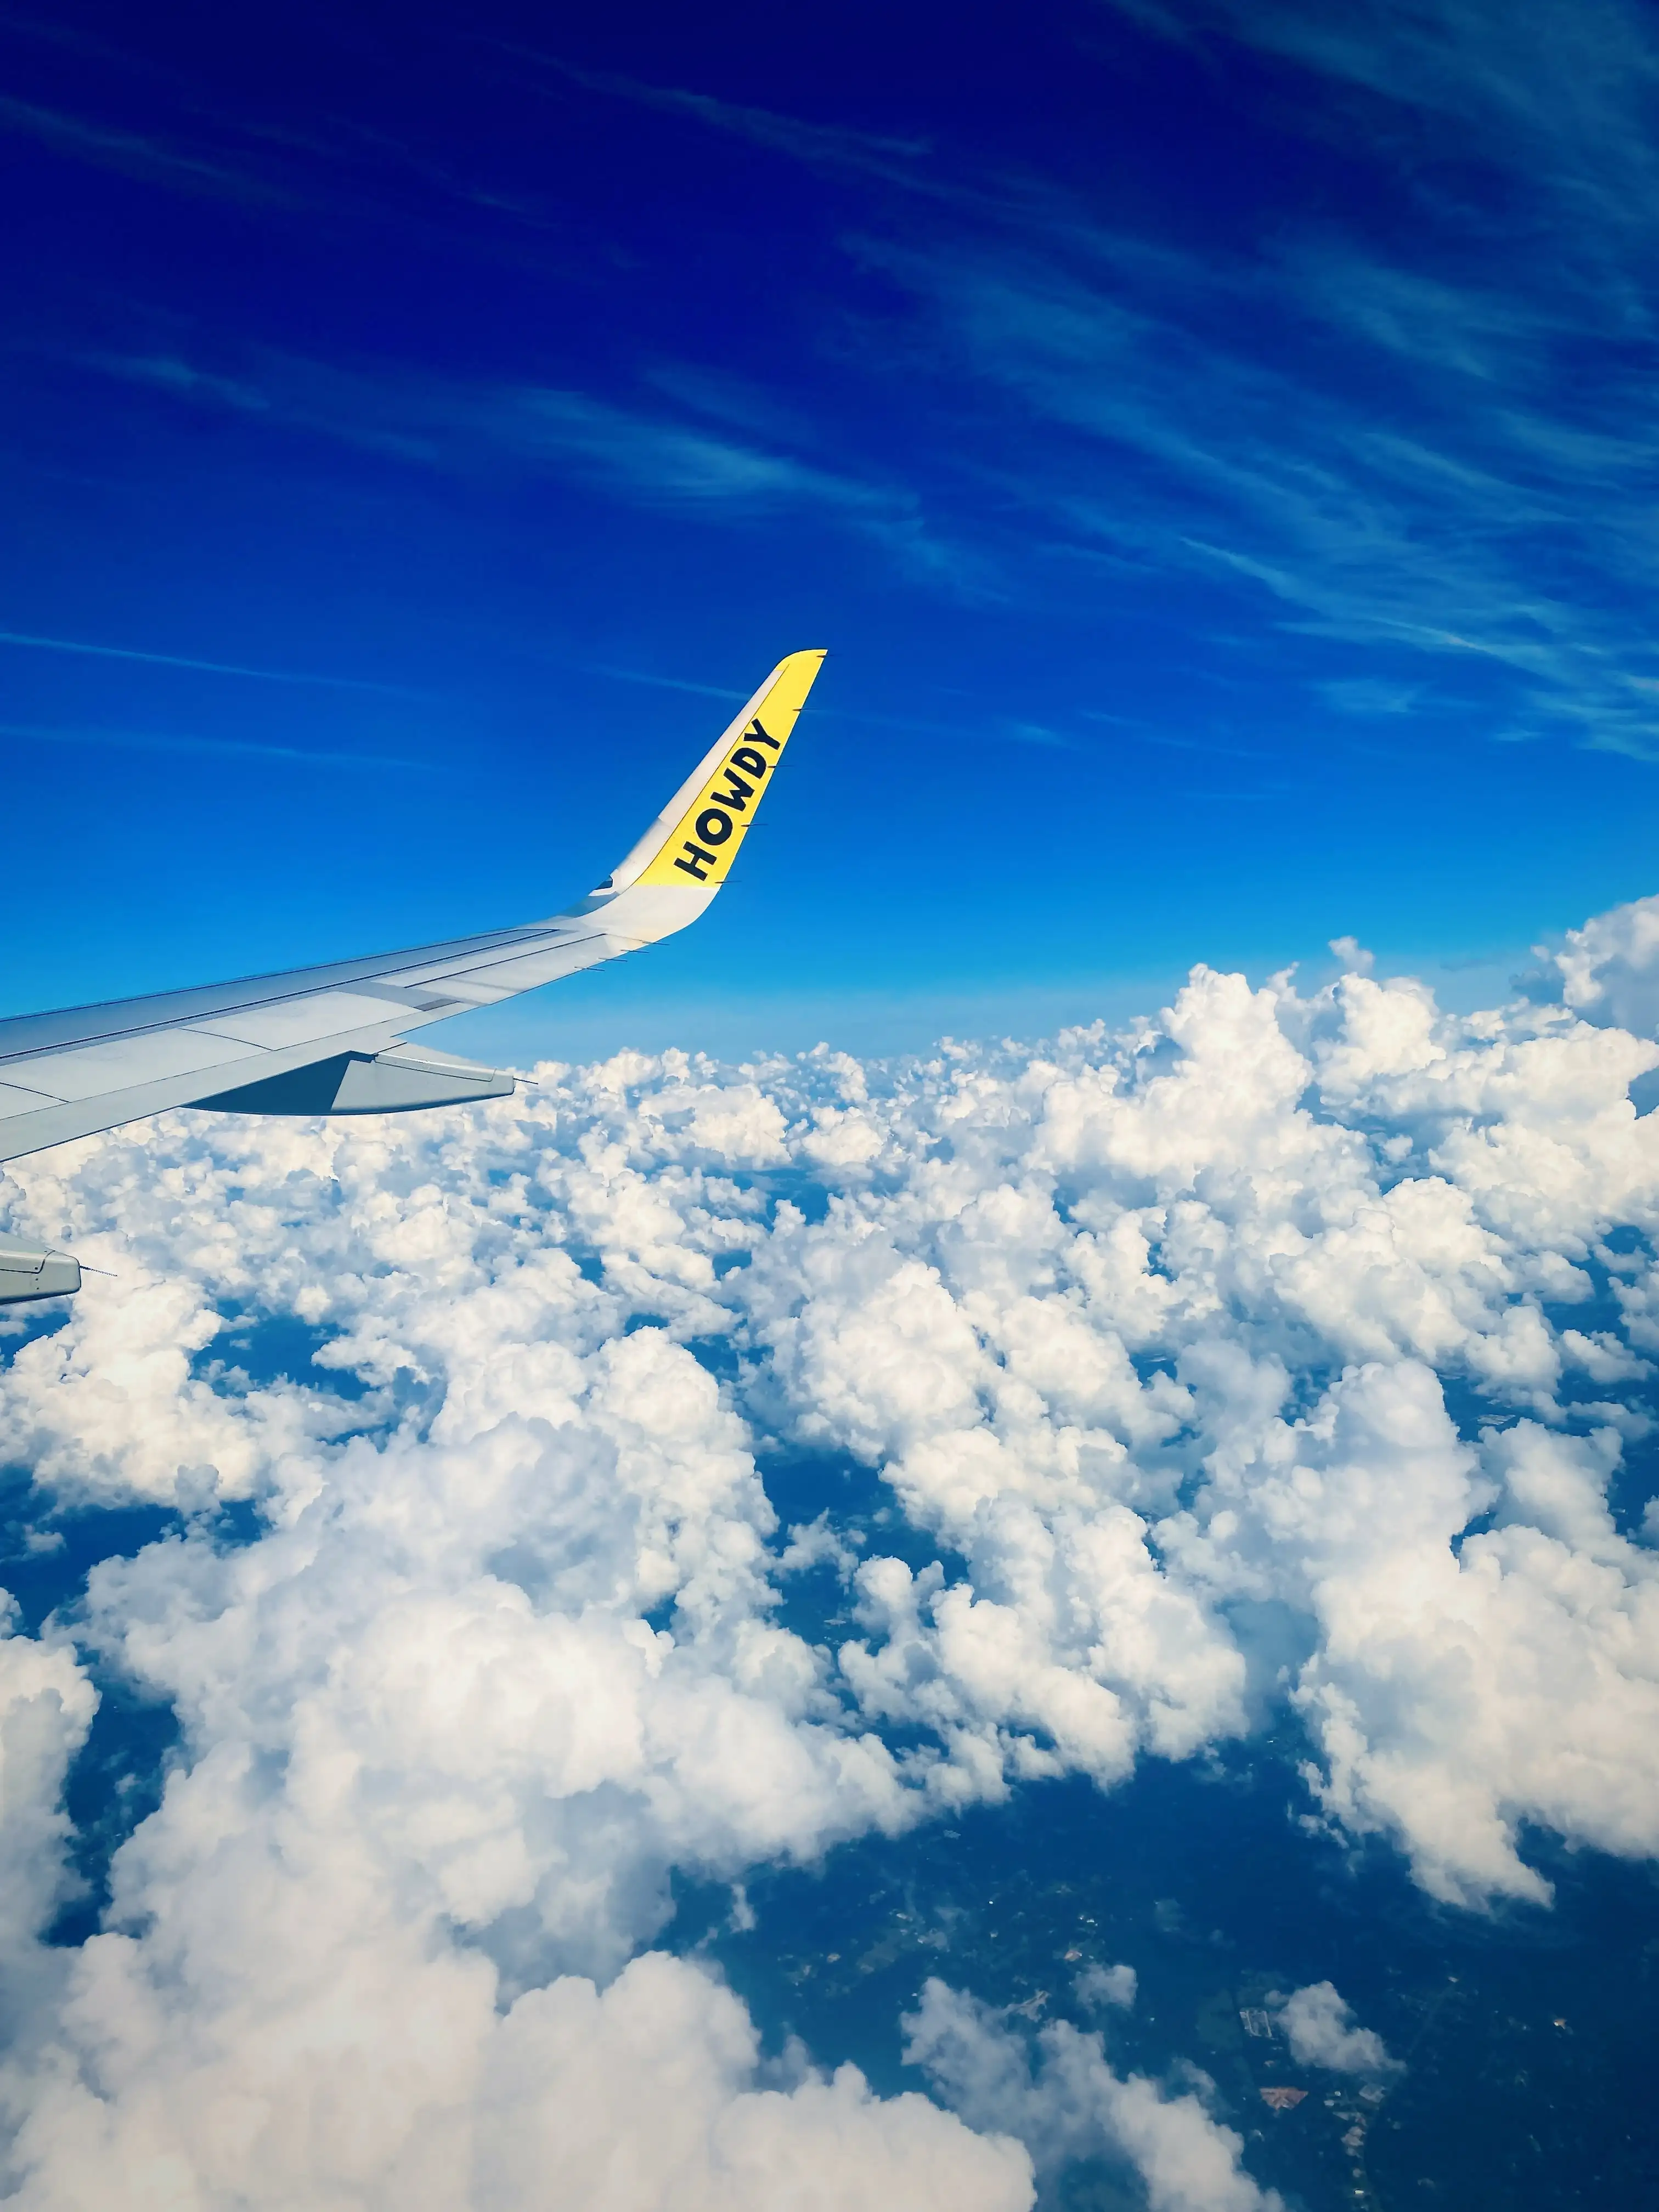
0, 647, 825, 1187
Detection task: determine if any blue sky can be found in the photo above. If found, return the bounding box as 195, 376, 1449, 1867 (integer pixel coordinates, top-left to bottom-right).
5, 0, 1658, 1057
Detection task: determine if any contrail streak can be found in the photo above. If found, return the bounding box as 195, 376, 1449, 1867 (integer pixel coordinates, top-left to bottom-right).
0, 723, 430, 770
0, 628, 421, 695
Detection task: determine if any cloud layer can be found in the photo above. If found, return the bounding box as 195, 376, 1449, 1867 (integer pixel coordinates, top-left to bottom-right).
3, 898, 1659, 2200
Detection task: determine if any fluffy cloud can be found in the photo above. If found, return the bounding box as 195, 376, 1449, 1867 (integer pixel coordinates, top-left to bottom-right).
2, 899, 1659, 2201
1074, 1962, 1137, 2012
0, 1242, 1023, 2205
0, 1615, 95, 2008
1272, 1983, 1399, 2079
10, 1943, 1032, 2211
1528, 891, 1659, 1036
903, 1979, 1280, 2211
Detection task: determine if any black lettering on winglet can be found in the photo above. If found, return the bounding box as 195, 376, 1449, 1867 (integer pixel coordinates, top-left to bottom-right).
748, 719, 781, 750
710, 771, 755, 811
674, 841, 718, 881
695, 807, 734, 845
730, 746, 769, 778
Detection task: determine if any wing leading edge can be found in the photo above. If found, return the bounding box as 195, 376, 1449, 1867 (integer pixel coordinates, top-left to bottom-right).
0, 648, 825, 1171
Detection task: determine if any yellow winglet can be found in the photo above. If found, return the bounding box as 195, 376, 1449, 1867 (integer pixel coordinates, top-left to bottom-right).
631, 648, 826, 890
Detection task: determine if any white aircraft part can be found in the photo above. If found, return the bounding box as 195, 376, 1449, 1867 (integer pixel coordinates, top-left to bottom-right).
181, 990, 432, 1051
198, 1043, 516, 1117
0, 1242, 81, 1305
15, 1026, 265, 1103
0, 648, 824, 1168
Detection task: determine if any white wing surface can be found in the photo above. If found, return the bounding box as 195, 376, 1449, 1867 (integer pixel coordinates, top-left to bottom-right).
0, 648, 825, 1169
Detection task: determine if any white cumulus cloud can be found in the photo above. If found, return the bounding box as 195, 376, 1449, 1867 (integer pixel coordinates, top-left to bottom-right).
1530, 892, 1659, 1036
1272, 1982, 1400, 2079
904, 1979, 1281, 2211
2, 894, 1658, 2201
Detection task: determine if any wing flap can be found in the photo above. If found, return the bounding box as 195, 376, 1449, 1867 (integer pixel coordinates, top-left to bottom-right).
0, 1012, 414, 1157
196, 1043, 514, 1116
0, 1242, 81, 1305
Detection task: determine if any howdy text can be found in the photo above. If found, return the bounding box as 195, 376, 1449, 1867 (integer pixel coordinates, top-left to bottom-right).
672, 720, 780, 882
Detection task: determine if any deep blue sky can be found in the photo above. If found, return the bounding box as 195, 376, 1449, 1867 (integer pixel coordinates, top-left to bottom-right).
5, 0, 1658, 1058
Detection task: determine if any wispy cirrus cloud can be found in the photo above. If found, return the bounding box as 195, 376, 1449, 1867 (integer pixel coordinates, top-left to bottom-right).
0, 91, 285, 201
504, 48, 941, 192
586, 665, 749, 703
839, 191, 1659, 753
507, 385, 891, 512
1124, 0, 1659, 235
27, 3, 1659, 756
527, 8, 1659, 759
0, 626, 421, 695
83, 345, 972, 584
0, 721, 431, 770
